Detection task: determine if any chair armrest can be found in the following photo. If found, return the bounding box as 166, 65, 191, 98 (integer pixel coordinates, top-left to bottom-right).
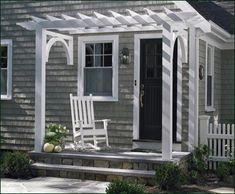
94, 119, 111, 123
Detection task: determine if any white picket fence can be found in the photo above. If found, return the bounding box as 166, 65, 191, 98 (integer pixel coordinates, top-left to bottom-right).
207, 123, 235, 170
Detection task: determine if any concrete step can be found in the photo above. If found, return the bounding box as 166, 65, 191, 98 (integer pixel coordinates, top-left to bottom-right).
31, 162, 155, 185
29, 151, 176, 171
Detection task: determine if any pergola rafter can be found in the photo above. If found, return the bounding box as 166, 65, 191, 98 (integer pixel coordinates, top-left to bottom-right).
17, 8, 210, 34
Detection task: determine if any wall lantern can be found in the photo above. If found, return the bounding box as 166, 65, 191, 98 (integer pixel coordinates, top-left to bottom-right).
120, 47, 130, 64
199, 65, 204, 80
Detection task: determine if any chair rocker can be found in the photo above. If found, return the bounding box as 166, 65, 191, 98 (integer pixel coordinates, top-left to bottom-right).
70, 93, 110, 149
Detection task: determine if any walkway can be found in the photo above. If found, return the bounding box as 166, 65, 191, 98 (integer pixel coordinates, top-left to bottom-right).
1, 177, 109, 193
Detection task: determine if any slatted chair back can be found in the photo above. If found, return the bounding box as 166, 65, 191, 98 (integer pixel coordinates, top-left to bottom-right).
70, 94, 95, 131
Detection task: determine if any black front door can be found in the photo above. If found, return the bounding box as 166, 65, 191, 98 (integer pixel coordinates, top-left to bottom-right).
139, 39, 162, 140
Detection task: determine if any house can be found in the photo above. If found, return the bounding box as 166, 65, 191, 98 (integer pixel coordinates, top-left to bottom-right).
1, 1, 234, 162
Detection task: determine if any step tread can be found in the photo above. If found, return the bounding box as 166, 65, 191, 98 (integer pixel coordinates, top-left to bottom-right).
30, 151, 188, 163
31, 162, 155, 178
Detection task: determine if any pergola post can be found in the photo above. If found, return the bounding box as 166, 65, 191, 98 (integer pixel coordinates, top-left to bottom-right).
188, 26, 196, 151
162, 22, 174, 160
34, 27, 46, 152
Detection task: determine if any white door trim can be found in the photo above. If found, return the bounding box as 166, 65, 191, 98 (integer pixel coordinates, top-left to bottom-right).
133, 33, 162, 140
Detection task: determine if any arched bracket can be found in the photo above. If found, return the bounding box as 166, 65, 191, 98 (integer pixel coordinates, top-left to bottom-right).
45, 31, 73, 65
173, 31, 188, 63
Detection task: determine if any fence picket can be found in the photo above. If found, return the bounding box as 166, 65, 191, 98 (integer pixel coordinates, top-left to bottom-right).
209, 123, 213, 170
231, 124, 235, 156
227, 124, 231, 157
218, 124, 221, 163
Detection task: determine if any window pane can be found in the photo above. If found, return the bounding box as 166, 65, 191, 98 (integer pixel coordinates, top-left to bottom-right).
86, 55, 94, 67
86, 44, 94, 55
84, 68, 112, 96
95, 43, 103, 55
104, 43, 112, 54
1, 46, 7, 57
104, 55, 112, 67
1, 58, 7, 68
1, 69, 7, 95
207, 75, 212, 106
95, 56, 103, 67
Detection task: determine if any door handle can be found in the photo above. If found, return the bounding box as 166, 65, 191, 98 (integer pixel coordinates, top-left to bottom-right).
140, 84, 144, 108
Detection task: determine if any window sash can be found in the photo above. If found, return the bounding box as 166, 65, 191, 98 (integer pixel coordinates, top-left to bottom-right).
84, 67, 112, 96
1, 69, 8, 95
205, 44, 214, 110
1, 40, 12, 100
78, 35, 119, 101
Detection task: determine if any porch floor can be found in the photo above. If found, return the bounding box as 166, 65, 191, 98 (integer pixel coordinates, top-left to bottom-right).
49, 148, 190, 163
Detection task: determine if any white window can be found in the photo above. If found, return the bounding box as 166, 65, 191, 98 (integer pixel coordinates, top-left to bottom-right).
1, 39, 12, 100
78, 35, 119, 101
205, 44, 214, 111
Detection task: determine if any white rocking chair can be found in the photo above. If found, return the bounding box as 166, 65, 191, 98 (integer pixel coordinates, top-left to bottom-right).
70, 94, 110, 149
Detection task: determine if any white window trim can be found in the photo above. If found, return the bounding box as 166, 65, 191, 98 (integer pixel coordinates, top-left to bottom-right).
205, 43, 215, 112
78, 35, 119, 101
1, 39, 12, 100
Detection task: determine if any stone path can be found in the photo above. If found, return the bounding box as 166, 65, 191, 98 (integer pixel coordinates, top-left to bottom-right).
1, 177, 109, 193
209, 187, 235, 193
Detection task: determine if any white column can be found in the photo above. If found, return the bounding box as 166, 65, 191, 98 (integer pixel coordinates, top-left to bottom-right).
188, 26, 196, 151
162, 22, 173, 160
194, 37, 199, 146
199, 115, 210, 145
34, 27, 46, 152
176, 39, 182, 142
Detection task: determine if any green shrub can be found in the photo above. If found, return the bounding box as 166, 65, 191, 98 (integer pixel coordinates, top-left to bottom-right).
44, 123, 68, 146
189, 170, 199, 183
216, 162, 231, 180
190, 145, 209, 173
2, 151, 32, 179
106, 180, 145, 194
228, 153, 235, 175
155, 162, 184, 190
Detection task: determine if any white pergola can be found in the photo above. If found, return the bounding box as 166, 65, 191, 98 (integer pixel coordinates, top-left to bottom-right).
18, 7, 211, 160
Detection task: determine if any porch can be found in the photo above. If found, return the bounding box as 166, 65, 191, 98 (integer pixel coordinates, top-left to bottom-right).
17, 5, 211, 160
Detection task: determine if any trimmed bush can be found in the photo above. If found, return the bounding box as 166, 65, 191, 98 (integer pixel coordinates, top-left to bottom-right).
191, 145, 209, 174
1, 151, 32, 179
155, 162, 184, 190
189, 170, 199, 183
106, 180, 145, 194
216, 162, 231, 180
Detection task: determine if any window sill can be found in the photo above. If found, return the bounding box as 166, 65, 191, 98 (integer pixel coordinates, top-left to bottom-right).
205, 107, 216, 112
1, 95, 12, 100
87, 96, 118, 102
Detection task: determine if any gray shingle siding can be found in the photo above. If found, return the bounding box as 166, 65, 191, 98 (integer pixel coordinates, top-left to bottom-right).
198, 39, 234, 124
1, 1, 179, 150
221, 50, 234, 123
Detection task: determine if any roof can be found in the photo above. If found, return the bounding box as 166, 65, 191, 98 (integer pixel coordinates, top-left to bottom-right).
188, 1, 234, 34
